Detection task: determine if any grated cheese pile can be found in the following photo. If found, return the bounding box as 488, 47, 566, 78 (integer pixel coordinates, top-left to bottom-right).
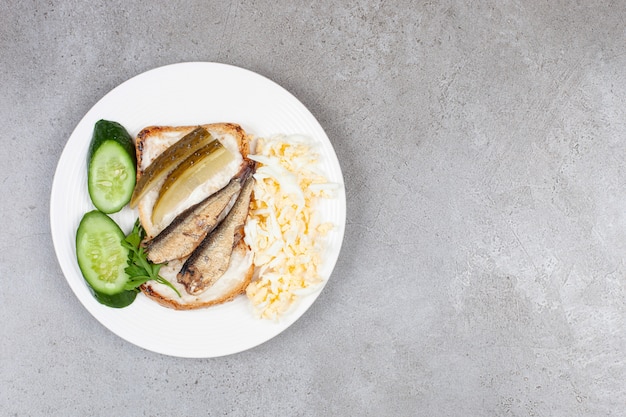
244, 134, 336, 320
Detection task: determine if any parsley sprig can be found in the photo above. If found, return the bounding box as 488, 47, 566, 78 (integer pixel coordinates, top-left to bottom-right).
121, 220, 181, 297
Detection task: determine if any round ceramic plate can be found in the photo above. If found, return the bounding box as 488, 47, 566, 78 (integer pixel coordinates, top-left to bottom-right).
50, 62, 346, 358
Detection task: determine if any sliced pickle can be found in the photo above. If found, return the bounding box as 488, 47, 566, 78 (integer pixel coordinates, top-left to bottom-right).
130, 127, 214, 208
151, 140, 235, 226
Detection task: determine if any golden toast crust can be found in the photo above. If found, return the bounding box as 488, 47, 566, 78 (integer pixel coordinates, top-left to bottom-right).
134, 123, 254, 310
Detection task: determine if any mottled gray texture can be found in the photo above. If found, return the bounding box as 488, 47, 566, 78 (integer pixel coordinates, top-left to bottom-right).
2, 0, 626, 416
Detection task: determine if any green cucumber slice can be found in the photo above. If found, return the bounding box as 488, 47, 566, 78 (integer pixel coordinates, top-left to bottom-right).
76, 210, 136, 308
87, 120, 136, 213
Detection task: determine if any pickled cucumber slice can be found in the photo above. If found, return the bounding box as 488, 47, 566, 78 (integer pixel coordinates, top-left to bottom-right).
130, 127, 214, 208
151, 140, 235, 226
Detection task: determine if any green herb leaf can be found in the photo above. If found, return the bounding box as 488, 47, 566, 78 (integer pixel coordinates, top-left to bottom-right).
122, 220, 181, 297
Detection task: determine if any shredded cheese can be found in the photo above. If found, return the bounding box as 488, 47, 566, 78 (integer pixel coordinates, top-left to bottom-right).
244, 134, 337, 320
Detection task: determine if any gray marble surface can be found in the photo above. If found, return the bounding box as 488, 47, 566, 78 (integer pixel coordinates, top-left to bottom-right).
2, 1, 626, 416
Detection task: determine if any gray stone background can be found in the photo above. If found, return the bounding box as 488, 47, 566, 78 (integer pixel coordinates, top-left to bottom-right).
2, 1, 625, 416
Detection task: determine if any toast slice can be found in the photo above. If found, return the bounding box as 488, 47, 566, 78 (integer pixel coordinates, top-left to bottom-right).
134, 122, 255, 310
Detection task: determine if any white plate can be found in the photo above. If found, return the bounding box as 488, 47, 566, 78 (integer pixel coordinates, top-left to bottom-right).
50, 62, 346, 358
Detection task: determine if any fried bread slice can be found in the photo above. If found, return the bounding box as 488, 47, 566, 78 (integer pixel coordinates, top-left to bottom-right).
134, 123, 255, 309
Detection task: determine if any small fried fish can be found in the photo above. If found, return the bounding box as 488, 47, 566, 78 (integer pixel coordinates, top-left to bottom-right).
177, 177, 254, 295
